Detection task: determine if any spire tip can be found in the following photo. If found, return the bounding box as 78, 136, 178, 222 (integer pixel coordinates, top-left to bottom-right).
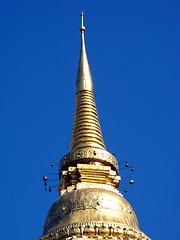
80, 12, 86, 33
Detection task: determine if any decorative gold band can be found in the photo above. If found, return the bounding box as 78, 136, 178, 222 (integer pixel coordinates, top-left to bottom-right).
60, 147, 118, 171
39, 222, 150, 240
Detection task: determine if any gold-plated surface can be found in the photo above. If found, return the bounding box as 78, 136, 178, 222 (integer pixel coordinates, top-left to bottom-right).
70, 90, 105, 152
40, 225, 150, 240
43, 188, 139, 235
38, 13, 151, 240
59, 164, 121, 194
76, 13, 93, 92
60, 147, 118, 171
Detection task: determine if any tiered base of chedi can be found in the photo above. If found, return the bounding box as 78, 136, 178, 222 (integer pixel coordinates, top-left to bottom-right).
39, 163, 150, 240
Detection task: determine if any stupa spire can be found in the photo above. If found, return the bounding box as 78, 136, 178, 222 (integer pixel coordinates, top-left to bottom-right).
76, 12, 93, 92
38, 14, 151, 240
70, 13, 106, 152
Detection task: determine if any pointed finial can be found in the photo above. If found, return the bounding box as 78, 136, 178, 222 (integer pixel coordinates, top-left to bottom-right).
81, 12, 84, 26
80, 12, 86, 33
76, 12, 93, 92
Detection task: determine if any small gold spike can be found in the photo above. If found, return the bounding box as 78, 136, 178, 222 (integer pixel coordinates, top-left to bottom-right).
76, 12, 93, 92
80, 12, 85, 33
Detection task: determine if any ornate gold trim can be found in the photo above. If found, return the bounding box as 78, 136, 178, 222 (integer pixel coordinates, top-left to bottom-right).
59, 148, 118, 171
38, 222, 151, 240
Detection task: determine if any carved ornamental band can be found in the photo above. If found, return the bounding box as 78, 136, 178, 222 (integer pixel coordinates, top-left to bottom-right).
59, 148, 118, 171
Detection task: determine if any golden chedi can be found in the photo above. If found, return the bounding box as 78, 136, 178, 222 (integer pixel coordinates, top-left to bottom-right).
38, 13, 151, 240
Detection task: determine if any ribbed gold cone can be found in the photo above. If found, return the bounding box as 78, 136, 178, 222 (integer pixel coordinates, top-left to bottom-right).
70, 90, 105, 151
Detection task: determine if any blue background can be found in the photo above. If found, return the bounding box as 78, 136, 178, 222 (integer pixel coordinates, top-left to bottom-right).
0, 0, 179, 239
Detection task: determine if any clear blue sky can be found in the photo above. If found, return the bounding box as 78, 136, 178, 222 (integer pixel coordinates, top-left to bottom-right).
0, 0, 179, 239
